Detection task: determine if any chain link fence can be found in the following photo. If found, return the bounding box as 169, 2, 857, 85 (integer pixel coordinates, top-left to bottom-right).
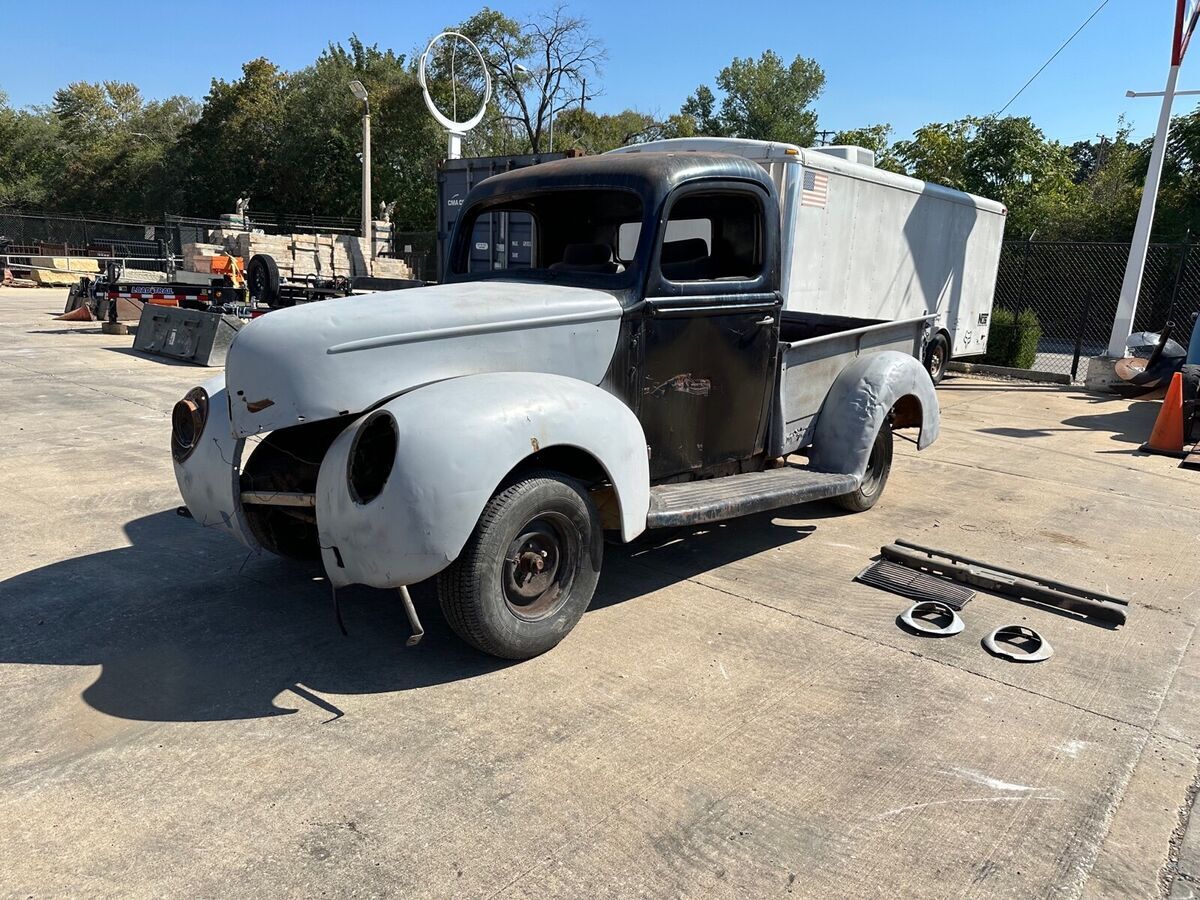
992, 240, 1198, 382
0, 211, 168, 258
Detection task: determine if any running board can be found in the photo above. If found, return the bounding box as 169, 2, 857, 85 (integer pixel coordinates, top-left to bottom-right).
646, 467, 858, 528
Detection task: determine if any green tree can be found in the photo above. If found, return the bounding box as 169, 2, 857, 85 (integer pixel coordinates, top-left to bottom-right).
678, 51, 825, 146
893, 116, 1075, 237
0, 93, 58, 209
42, 81, 197, 218
831, 124, 904, 173
1154, 101, 1200, 240
550, 107, 664, 153
166, 59, 289, 217
266, 37, 441, 229
452, 6, 605, 153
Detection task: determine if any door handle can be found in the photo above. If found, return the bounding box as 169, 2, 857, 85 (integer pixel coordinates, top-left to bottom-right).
755, 316, 775, 326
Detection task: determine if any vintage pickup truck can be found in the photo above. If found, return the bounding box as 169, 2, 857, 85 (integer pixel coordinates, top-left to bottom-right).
171, 150, 946, 659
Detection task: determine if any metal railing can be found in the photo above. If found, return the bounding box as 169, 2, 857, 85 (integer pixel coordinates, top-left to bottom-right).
0, 211, 168, 260
3, 255, 181, 277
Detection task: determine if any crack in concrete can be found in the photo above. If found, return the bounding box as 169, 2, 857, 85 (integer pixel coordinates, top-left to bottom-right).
1158, 635, 1200, 898
0, 357, 173, 417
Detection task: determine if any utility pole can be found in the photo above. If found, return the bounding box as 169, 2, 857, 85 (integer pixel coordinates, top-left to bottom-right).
349, 81, 372, 258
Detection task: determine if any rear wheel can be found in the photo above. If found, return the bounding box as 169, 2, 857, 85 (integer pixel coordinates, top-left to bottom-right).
925, 332, 950, 385
437, 471, 602, 659
832, 420, 893, 512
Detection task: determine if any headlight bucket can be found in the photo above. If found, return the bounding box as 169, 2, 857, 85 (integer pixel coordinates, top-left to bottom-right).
171, 387, 209, 463
348, 411, 398, 504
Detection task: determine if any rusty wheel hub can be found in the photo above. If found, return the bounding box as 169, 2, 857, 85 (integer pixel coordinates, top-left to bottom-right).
503, 515, 576, 620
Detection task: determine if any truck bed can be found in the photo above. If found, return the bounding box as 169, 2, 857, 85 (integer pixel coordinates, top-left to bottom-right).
768, 311, 934, 457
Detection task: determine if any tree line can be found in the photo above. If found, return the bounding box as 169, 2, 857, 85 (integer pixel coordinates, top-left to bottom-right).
1, 5, 1198, 242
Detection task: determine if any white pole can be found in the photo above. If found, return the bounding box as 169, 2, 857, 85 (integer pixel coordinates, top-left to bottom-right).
1107, 64, 1180, 357
362, 110, 372, 258
447, 131, 463, 160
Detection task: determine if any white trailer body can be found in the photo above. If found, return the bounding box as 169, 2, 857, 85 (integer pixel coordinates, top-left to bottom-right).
610, 138, 1008, 360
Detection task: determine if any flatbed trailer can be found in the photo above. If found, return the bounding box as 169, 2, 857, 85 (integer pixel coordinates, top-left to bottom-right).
244, 253, 425, 308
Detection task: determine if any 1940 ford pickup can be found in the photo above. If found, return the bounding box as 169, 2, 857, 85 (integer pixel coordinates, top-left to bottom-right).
171, 147, 957, 659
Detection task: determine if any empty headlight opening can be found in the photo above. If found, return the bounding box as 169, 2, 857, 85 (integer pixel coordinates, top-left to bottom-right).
348, 412, 398, 504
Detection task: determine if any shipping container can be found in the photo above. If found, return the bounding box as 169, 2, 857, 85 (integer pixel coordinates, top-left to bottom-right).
437, 153, 564, 280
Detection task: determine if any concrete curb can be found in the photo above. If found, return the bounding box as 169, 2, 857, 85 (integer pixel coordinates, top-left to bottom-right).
947, 361, 1071, 385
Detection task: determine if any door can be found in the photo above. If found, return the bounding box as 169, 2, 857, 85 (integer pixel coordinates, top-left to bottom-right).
637, 184, 781, 480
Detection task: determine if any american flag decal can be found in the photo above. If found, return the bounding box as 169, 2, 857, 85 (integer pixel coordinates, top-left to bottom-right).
801, 169, 829, 208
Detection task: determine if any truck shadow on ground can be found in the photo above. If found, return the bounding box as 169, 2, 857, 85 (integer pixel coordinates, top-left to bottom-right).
0, 507, 821, 724
975, 395, 1162, 446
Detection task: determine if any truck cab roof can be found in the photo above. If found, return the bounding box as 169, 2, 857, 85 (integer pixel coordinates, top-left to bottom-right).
462, 151, 779, 213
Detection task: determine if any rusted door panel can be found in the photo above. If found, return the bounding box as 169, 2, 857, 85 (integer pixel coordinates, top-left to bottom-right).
639, 295, 780, 479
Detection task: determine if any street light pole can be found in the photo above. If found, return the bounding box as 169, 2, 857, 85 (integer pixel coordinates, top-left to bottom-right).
349, 80, 372, 259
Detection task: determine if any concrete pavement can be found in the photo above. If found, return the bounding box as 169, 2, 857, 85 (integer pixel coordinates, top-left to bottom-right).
1, 287, 1199, 898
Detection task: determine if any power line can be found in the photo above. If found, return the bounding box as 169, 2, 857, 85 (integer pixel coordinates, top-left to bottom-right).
995, 0, 1114, 117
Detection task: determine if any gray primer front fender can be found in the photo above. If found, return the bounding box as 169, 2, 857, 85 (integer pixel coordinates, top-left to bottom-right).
172, 373, 260, 550
314, 372, 650, 589
808, 351, 939, 480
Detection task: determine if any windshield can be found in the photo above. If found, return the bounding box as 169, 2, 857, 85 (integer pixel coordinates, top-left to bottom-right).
449, 188, 644, 286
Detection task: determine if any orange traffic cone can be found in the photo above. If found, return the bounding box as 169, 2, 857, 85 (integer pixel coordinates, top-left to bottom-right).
1141, 371, 1187, 457
54, 304, 95, 322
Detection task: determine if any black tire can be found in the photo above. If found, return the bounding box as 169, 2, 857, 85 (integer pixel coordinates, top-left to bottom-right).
832, 420, 893, 512
437, 471, 602, 659
247, 254, 281, 306
925, 332, 950, 385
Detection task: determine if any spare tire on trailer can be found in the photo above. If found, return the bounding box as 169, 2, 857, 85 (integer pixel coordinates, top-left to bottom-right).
247, 254, 282, 307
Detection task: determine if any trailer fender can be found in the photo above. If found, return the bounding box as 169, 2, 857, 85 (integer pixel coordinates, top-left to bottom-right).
809, 351, 939, 481
314, 372, 650, 589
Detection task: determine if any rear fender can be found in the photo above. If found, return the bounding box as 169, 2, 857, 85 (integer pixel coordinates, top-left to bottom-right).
315, 372, 650, 589
809, 351, 939, 480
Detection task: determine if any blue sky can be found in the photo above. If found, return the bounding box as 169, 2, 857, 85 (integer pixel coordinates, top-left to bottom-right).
1, 0, 1195, 144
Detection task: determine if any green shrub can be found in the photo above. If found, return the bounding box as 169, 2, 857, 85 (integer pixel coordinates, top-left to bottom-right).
983, 307, 1042, 369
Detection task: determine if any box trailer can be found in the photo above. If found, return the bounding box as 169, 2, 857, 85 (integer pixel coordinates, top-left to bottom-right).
609, 138, 1008, 382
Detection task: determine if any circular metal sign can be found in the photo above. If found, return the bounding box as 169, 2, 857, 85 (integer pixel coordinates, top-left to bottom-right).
418, 31, 492, 134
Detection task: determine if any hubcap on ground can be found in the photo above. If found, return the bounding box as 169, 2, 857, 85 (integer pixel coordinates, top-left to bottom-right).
503, 513, 577, 620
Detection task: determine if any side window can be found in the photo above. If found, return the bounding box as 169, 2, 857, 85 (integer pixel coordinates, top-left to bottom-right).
659, 192, 763, 282
619, 218, 711, 262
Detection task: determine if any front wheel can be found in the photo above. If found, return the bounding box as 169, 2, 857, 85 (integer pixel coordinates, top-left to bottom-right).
831, 421, 893, 512
437, 471, 602, 659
